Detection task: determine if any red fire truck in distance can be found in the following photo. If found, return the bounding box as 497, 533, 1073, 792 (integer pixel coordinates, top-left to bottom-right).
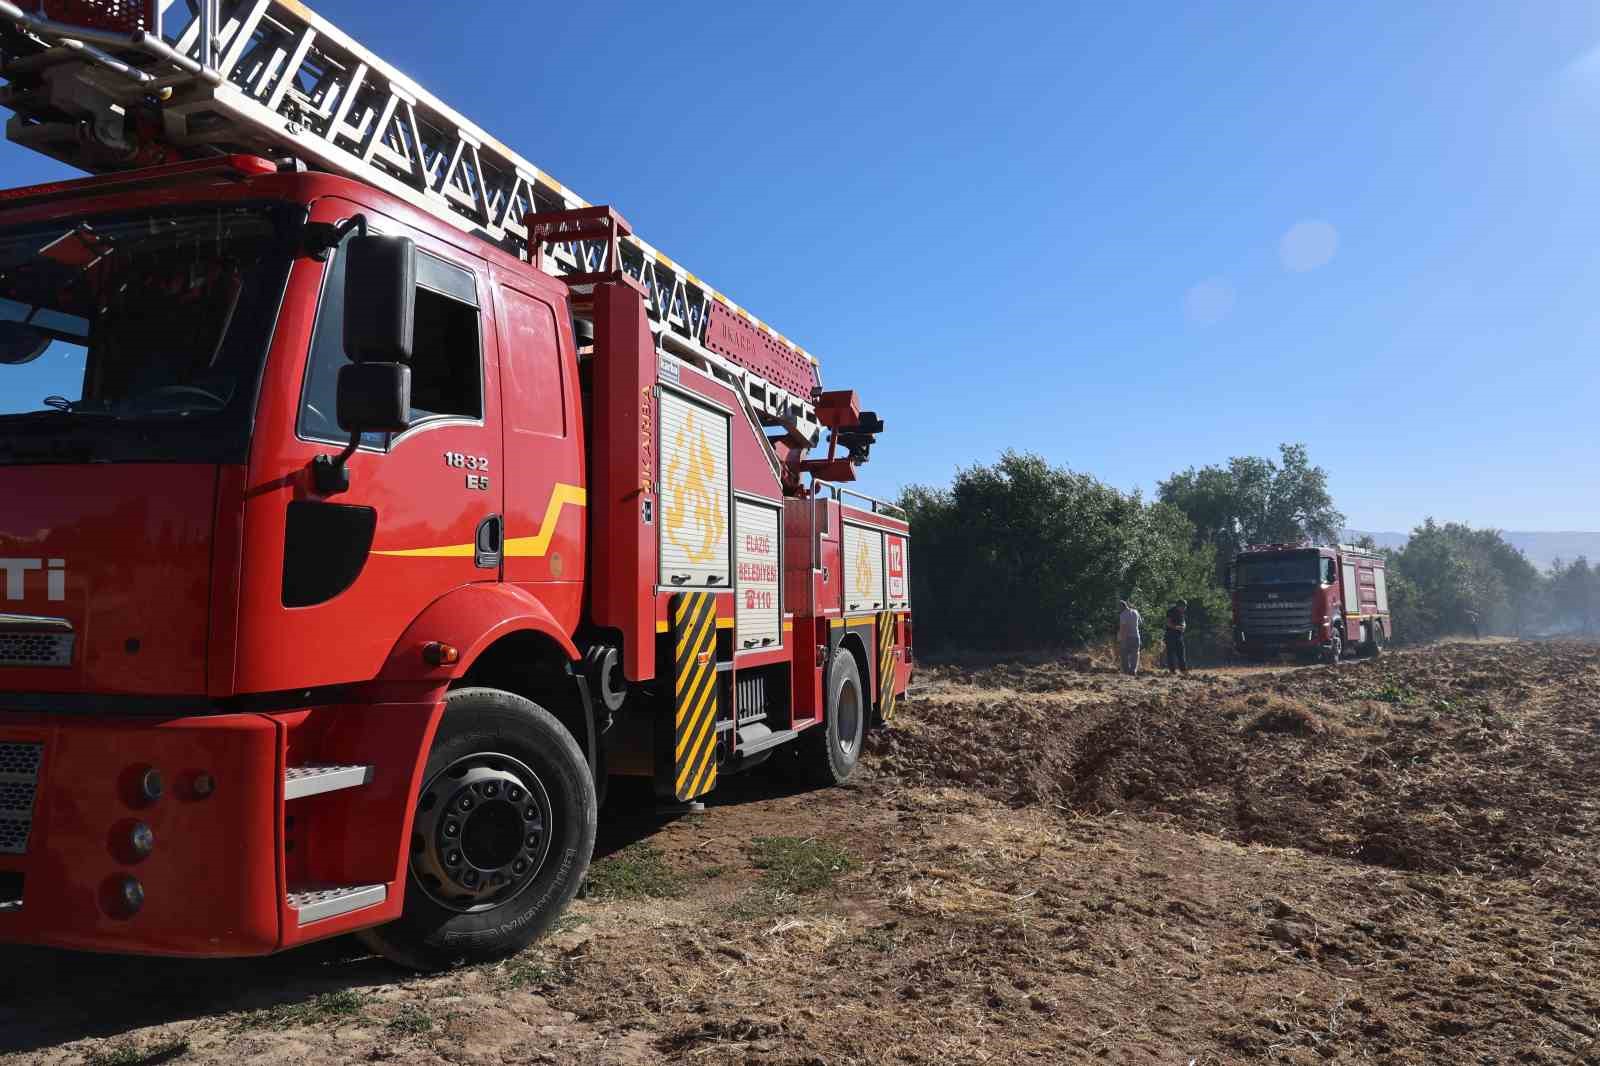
0, 2, 910, 969
1231, 544, 1390, 663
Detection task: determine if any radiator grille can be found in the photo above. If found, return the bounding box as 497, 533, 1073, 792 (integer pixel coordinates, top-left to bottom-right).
0, 742, 43, 855
0, 631, 74, 668
1241, 600, 1314, 638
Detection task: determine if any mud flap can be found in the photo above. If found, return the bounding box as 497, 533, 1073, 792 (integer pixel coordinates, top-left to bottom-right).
668, 591, 719, 802
876, 610, 898, 723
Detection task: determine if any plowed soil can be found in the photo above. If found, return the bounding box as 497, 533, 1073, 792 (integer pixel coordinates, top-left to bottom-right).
3, 640, 1597, 1064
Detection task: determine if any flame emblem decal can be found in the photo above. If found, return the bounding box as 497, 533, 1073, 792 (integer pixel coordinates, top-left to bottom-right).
664, 411, 726, 565
853, 535, 875, 596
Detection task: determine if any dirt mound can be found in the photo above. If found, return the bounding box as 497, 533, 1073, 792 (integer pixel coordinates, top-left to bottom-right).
879, 642, 1600, 883
1064, 699, 1239, 811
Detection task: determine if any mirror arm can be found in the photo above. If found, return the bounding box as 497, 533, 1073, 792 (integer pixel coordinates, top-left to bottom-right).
311, 431, 362, 495
304, 214, 370, 261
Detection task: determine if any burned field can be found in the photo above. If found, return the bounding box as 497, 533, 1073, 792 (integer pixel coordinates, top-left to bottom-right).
4, 641, 1596, 1064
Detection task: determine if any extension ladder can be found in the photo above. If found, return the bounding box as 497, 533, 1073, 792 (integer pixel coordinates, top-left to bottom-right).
0, 0, 824, 446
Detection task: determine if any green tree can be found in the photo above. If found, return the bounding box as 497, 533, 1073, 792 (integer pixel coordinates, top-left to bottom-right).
1385, 521, 1541, 641
1546, 557, 1596, 634
900, 451, 1223, 654
1158, 443, 1345, 578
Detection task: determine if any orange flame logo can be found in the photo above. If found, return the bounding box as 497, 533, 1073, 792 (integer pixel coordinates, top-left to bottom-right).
664, 411, 726, 565
853, 536, 875, 596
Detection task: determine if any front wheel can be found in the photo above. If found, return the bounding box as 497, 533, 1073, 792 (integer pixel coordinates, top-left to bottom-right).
358, 686, 597, 971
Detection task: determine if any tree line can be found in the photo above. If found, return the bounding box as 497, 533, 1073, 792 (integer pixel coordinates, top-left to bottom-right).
899, 444, 1594, 655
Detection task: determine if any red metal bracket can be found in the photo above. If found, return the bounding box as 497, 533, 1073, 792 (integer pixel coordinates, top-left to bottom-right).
799, 458, 857, 483
525, 205, 643, 293
814, 390, 861, 430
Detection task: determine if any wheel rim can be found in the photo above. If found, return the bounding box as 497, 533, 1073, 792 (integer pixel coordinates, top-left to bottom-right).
836, 676, 862, 758
411, 752, 554, 914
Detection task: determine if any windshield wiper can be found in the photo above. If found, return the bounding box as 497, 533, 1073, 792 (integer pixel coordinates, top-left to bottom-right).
0, 407, 122, 422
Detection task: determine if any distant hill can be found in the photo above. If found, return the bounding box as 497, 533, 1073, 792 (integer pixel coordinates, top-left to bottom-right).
1344, 530, 1600, 572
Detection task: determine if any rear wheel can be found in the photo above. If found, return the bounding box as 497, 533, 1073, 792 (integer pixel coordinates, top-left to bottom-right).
1367, 621, 1385, 658
783, 650, 865, 787
357, 687, 597, 971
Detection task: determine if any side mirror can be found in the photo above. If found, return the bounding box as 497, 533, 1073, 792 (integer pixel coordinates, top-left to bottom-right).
314, 362, 411, 495
343, 234, 416, 363
337, 362, 411, 434
314, 229, 415, 496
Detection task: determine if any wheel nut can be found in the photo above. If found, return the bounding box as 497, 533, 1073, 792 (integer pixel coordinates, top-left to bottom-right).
444, 821, 459, 837
117, 875, 145, 916
458, 796, 474, 811
128, 821, 155, 858
513, 859, 527, 874
525, 833, 539, 849
483, 783, 499, 797
463, 871, 479, 887
524, 806, 537, 820
507, 786, 523, 801
446, 850, 462, 866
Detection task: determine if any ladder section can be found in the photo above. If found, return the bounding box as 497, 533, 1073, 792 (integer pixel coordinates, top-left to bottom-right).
0, 0, 824, 445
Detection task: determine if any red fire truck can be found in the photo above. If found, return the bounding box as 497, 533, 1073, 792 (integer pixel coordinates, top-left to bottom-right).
1231, 543, 1390, 662
0, 1, 911, 968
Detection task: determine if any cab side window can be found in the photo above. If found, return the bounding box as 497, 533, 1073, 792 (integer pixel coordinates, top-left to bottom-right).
298, 239, 482, 443
409, 256, 481, 423
1323, 558, 1336, 584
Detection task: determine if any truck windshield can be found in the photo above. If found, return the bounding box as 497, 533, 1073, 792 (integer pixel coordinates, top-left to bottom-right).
1236, 554, 1321, 586
0, 204, 293, 463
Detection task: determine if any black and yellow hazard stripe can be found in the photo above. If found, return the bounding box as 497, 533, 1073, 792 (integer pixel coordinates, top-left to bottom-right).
876, 610, 898, 722
672, 591, 720, 801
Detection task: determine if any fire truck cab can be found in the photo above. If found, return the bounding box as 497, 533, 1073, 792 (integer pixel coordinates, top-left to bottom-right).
1230, 544, 1390, 662
0, 158, 911, 967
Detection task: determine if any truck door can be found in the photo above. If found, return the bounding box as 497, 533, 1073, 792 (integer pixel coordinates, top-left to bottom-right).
240, 201, 505, 691
493, 281, 585, 628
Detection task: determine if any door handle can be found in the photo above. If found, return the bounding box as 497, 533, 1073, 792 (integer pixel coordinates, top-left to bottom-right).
475, 514, 503, 570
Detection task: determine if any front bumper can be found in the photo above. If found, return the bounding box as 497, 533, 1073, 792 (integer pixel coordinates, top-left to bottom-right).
0, 698, 440, 957
1235, 625, 1332, 654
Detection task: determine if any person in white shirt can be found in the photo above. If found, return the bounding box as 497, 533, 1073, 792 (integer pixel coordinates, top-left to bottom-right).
1117, 599, 1142, 675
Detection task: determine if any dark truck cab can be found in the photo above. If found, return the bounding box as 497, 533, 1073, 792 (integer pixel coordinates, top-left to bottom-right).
1230, 544, 1391, 662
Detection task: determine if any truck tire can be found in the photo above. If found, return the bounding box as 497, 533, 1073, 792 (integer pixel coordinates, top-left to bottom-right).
784, 651, 865, 788
1367, 621, 1385, 658
357, 686, 597, 971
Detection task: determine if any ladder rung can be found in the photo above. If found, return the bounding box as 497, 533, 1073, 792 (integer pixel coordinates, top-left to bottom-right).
284, 764, 372, 800
286, 882, 386, 925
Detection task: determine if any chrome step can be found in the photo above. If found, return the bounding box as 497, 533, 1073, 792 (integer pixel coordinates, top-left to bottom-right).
735, 723, 797, 758
286, 883, 387, 926
283, 764, 372, 801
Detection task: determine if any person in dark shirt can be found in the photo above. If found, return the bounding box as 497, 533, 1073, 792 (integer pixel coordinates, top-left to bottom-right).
1164, 599, 1188, 675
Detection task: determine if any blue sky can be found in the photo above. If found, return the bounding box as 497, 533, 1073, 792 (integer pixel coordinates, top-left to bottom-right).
4, 1, 1598, 530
